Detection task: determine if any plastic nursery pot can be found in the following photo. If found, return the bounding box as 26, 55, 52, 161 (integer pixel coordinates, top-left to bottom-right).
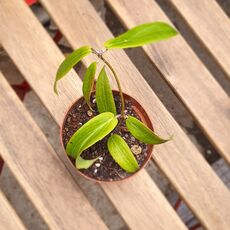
60, 90, 154, 183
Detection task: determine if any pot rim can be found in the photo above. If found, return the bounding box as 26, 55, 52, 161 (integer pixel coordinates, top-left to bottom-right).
60, 90, 154, 184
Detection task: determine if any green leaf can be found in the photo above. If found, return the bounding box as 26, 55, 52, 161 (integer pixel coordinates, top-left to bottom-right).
104, 22, 178, 49
96, 66, 117, 115
107, 134, 139, 173
126, 116, 170, 144
75, 156, 99, 169
66, 112, 118, 159
54, 46, 92, 94
82, 62, 97, 110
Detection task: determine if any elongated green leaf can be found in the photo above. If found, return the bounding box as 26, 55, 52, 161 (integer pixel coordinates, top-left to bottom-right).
104, 22, 178, 49
54, 46, 92, 94
126, 116, 170, 144
66, 112, 118, 159
96, 67, 116, 115
82, 62, 97, 110
107, 134, 139, 173
75, 156, 99, 169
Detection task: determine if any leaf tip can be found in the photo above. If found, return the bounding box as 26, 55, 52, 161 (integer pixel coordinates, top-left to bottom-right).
171, 28, 178, 37
168, 134, 174, 141
103, 41, 109, 49
75, 156, 99, 169
53, 81, 58, 95
160, 134, 173, 144
103, 40, 114, 50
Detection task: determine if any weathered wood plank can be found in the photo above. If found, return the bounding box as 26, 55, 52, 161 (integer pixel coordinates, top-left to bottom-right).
0, 72, 108, 230
168, 0, 230, 79
106, 0, 230, 170
0, 1, 187, 229
0, 190, 26, 230
38, 0, 230, 229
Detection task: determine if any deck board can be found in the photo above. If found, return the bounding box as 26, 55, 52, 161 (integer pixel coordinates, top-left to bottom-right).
0, 1, 186, 229
0, 190, 26, 230
37, 0, 230, 229
168, 0, 230, 79
0, 72, 108, 230
106, 0, 230, 164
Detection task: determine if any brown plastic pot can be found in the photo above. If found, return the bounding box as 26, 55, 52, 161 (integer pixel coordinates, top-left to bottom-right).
60, 90, 154, 183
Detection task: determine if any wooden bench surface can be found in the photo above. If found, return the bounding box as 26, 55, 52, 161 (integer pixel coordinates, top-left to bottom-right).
107, 0, 230, 163
0, 72, 107, 230
38, 0, 230, 229
0, 190, 26, 230
168, 0, 230, 79
0, 0, 230, 229
0, 1, 186, 229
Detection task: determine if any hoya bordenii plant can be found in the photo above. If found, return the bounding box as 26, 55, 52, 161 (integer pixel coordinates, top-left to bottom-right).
54, 22, 177, 173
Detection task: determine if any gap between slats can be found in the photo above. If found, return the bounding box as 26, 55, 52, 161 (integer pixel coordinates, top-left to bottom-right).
158, 0, 230, 82
155, 0, 230, 95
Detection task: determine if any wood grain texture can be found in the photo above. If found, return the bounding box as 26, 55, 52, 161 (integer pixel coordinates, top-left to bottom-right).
168, 0, 230, 79
0, 73, 107, 230
106, 0, 230, 169
0, 1, 187, 229
38, 0, 230, 229
0, 190, 26, 230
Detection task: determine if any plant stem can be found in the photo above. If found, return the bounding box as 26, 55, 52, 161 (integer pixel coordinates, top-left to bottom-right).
92, 48, 125, 117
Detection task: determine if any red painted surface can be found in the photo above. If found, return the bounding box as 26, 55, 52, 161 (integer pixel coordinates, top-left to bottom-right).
174, 198, 201, 230
53, 30, 63, 43
25, 0, 63, 44
25, 0, 37, 6
0, 157, 4, 173
174, 198, 182, 211
11, 81, 31, 101
189, 223, 201, 230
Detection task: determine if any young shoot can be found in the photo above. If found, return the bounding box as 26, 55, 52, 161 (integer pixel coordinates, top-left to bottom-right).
55, 22, 177, 172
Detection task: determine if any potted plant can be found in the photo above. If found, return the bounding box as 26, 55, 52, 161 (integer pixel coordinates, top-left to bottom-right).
54, 22, 177, 182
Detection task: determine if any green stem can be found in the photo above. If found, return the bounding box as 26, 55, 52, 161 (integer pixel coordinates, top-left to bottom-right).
92, 49, 125, 118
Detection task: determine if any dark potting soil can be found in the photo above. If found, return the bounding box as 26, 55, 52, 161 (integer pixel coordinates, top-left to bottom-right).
62, 92, 150, 181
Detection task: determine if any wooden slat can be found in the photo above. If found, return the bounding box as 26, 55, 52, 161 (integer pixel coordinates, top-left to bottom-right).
0, 1, 187, 229
0, 190, 26, 230
106, 0, 230, 167
38, 0, 230, 229
0, 73, 107, 230
168, 0, 230, 79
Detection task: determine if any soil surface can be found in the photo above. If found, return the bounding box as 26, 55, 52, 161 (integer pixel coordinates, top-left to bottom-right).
62, 92, 150, 181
